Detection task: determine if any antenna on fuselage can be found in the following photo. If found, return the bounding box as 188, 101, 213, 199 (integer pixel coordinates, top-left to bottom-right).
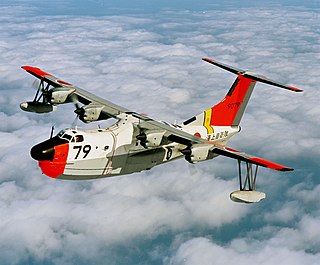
50, 125, 55, 139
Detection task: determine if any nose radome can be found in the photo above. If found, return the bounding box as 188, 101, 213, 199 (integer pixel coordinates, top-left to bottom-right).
30, 144, 55, 161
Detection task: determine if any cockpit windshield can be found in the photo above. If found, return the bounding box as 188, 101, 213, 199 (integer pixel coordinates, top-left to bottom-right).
57, 130, 66, 138
57, 129, 83, 143
62, 133, 73, 141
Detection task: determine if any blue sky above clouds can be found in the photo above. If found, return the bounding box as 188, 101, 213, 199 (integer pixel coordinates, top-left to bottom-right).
0, 0, 319, 265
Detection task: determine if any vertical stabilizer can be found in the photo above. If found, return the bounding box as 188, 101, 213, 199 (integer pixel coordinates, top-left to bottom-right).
183, 58, 302, 130
209, 74, 256, 126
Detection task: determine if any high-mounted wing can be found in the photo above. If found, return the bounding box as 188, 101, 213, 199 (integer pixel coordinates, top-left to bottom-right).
21, 66, 128, 121
21, 66, 207, 143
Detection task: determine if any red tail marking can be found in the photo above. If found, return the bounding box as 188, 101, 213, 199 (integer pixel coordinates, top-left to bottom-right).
39, 143, 69, 178
210, 74, 255, 126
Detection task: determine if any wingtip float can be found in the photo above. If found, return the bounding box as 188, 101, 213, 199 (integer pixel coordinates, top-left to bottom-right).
21, 58, 302, 203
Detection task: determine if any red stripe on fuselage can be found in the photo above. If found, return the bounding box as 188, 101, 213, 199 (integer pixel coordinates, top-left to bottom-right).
39, 143, 69, 178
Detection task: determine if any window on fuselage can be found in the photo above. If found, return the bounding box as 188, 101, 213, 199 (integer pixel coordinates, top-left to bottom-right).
61, 133, 73, 142
57, 130, 66, 138
75, 135, 84, 143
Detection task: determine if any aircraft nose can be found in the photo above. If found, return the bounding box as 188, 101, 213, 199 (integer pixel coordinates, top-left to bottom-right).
30, 144, 55, 161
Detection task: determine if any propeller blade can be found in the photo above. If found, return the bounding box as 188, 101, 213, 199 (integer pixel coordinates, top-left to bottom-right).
69, 93, 83, 113
32, 79, 40, 90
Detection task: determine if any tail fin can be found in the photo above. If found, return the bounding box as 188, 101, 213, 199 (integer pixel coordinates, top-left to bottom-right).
183, 58, 302, 129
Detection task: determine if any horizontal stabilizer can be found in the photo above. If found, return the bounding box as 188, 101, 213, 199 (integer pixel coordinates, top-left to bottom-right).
202, 58, 244, 75
202, 58, 303, 92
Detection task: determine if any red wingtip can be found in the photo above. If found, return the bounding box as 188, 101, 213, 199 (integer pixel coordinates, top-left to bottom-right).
202, 58, 214, 63
21, 66, 52, 78
250, 157, 294, 171
288, 86, 303, 92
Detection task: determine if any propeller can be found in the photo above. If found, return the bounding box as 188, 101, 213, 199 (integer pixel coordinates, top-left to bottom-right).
32, 79, 40, 90
30, 79, 52, 104
69, 93, 85, 127
69, 93, 84, 115
188, 163, 198, 176
30, 79, 42, 103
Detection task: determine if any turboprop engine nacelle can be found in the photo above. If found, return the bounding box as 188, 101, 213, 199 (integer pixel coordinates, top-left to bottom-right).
51, 89, 75, 104
145, 131, 166, 147
183, 145, 210, 163
78, 104, 105, 123
137, 131, 166, 148
20, 102, 57, 113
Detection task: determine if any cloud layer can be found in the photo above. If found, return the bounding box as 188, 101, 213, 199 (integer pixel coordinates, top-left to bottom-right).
0, 3, 319, 265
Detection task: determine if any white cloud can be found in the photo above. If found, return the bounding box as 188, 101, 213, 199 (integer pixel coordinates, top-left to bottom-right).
0, 3, 319, 265
288, 183, 320, 204
168, 236, 320, 265
264, 201, 301, 223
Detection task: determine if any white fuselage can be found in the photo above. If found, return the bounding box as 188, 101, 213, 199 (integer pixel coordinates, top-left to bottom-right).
34, 113, 240, 180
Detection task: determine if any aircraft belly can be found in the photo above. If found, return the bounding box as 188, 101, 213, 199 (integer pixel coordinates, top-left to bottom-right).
57, 155, 123, 180
121, 148, 166, 175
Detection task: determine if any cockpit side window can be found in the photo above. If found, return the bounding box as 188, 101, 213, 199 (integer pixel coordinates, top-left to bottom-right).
75, 135, 84, 143
57, 130, 66, 137
62, 133, 73, 141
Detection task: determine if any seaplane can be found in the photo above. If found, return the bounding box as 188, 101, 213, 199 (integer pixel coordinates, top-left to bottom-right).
20, 58, 302, 203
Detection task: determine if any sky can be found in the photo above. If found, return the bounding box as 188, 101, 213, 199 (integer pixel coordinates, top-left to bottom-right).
0, 0, 319, 265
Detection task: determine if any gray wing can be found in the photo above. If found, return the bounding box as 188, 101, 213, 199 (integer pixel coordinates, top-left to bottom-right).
21, 66, 128, 121
21, 65, 204, 144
